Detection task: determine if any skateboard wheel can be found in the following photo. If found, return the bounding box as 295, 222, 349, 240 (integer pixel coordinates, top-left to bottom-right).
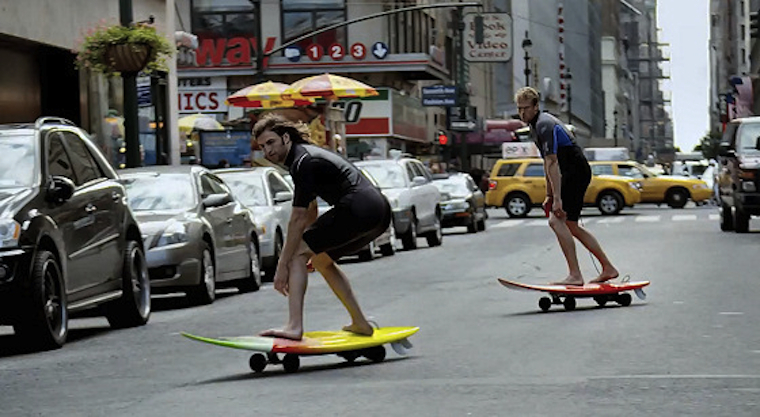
539, 297, 552, 312
563, 296, 576, 311
364, 346, 386, 363
338, 350, 359, 363
593, 296, 608, 307
617, 293, 632, 307
282, 353, 300, 373
249, 353, 267, 373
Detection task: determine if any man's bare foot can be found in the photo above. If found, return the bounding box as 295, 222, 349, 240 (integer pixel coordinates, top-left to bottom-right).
342, 322, 374, 336
550, 276, 584, 286
589, 267, 619, 284
259, 328, 303, 341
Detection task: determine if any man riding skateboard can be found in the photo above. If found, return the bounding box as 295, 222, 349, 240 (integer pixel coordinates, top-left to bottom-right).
514, 87, 619, 285
253, 114, 391, 340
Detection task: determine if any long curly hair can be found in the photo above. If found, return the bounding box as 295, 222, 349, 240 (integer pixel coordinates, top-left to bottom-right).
252, 113, 311, 144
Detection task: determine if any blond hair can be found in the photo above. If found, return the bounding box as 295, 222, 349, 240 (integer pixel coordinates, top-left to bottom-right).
252, 113, 311, 144
514, 87, 540, 106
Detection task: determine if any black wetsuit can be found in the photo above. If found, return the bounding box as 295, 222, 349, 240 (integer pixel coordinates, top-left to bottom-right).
284, 142, 391, 260
530, 112, 592, 221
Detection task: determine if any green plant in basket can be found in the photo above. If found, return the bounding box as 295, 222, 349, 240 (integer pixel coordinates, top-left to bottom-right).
76, 21, 173, 75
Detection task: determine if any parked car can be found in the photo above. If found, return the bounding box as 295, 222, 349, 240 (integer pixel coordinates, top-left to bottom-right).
717, 116, 760, 232
486, 158, 642, 217
120, 166, 261, 305
214, 167, 294, 278
432, 172, 487, 233
588, 160, 712, 208
315, 168, 397, 261
0, 117, 150, 349
355, 157, 443, 250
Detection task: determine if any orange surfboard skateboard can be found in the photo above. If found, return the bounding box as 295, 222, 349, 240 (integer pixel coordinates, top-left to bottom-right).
497, 278, 650, 312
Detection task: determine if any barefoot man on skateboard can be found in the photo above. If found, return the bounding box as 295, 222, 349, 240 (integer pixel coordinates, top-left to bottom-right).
515, 87, 619, 285
253, 114, 391, 340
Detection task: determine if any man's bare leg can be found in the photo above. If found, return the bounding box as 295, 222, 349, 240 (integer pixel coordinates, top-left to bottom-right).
548, 215, 584, 285
311, 252, 373, 336
566, 221, 619, 283
260, 251, 310, 340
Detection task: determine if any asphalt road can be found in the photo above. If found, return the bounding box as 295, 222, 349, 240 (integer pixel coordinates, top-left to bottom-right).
1, 204, 759, 416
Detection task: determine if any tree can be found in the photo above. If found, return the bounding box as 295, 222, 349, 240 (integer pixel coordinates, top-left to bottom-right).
699, 131, 723, 159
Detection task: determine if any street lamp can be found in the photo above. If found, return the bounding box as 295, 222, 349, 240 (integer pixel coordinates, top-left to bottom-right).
565, 67, 573, 125
522, 31, 532, 87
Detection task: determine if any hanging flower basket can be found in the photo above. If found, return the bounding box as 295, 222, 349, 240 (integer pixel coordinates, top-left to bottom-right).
76, 21, 173, 76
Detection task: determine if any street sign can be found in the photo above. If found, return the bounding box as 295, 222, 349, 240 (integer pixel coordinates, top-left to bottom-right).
450, 120, 477, 132
463, 13, 512, 62
422, 85, 458, 107
350, 42, 366, 59
285, 46, 302, 62
372, 42, 389, 59
447, 106, 478, 132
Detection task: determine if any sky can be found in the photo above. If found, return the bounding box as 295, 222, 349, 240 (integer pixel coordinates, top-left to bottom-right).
657, 0, 711, 152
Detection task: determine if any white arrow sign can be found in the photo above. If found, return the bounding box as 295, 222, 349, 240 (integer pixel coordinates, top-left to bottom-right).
372, 42, 389, 59
450, 120, 477, 131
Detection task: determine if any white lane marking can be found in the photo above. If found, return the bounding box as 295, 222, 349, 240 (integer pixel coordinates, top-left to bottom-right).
596, 217, 624, 224
719, 312, 744, 316
492, 220, 525, 228
672, 214, 697, 221
526, 219, 548, 226
709, 214, 720, 220
635, 215, 661, 222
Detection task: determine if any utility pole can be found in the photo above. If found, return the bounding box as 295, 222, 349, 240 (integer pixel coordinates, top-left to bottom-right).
454, 7, 470, 172
120, 0, 141, 168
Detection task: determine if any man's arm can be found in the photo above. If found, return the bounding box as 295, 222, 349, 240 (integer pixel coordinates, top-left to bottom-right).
544, 154, 562, 200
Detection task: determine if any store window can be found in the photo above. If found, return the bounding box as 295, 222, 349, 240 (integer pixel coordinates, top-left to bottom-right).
281, 0, 346, 54
192, 0, 258, 38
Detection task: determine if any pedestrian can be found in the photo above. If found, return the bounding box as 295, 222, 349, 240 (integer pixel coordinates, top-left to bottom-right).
514, 87, 619, 285
252, 113, 390, 340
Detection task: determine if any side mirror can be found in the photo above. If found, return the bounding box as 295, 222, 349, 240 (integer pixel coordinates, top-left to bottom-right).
412, 176, 427, 186
46, 176, 75, 203
718, 142, 735, 158
202, 193, 233, 208
273, 191, 293, 204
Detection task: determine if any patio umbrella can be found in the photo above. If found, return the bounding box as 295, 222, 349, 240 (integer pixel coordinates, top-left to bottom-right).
226, 81, 315, 109
283, 73, 379, 100
178, 114, 224, 133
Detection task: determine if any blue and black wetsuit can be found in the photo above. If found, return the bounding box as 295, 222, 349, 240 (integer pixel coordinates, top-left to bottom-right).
285, 142, 391, 260
530, 112, 591, 221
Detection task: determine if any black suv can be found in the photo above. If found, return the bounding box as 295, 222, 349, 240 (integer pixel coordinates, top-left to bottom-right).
717, 117, 760, 233
0, 118, 150, 349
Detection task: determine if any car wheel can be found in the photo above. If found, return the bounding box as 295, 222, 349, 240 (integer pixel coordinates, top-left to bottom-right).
425, 214, 443, 247
13, 250, 68, 350
187, 244, 215, 305
238, 239, 261, 293
720, 201, 734, 232
380, 221, 396, 257
477, 209, 487, 231
666, 188, 689, 209
264, 232, 282, 281
358, 241, 375, 262
504, 194, 530, 218
105, 240, 151, 328
734, 205, 750, 233
401, 216, 418, 250
597, 191, 623, 215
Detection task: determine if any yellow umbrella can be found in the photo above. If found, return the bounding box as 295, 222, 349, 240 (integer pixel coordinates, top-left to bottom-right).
283, 73, 379, 100
178, 113, 224, 133
226, 81, 315, 109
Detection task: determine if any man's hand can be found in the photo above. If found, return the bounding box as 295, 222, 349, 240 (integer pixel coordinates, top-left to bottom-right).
273, 265, 290, 296
552, 197, 566, 219
543, 196, 553, 217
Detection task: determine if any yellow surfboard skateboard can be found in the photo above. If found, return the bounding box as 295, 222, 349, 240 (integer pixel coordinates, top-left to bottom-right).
182, 326, 419, 373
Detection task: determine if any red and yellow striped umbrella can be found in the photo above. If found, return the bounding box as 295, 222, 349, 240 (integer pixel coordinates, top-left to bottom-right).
226, 81, 315, 108
283, 73, 379, 100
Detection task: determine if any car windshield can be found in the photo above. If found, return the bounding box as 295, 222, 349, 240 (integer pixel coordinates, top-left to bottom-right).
736, 123, 760, 155
123, 173, 196, 211
357, 164, 406, 189
433, 177, 470, 198
0, 134, 37, 188
217, 172, 267, 207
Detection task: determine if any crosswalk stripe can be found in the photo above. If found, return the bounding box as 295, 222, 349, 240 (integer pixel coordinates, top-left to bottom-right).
709, 214, 719, 221
596, 217, 625, 224
635, 215, 661, 222
672, 214, 698, 221
493, 220, 524, 228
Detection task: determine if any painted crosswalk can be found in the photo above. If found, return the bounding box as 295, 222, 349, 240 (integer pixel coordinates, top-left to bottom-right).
491, 212, 720, 228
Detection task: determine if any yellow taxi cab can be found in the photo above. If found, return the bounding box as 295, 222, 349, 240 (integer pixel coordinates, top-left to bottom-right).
485, 158, 642, 217
588, 161, 712, 208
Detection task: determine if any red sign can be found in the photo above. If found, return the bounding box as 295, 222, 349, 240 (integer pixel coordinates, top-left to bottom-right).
178, 91, 225, 112
329, 43, 345, 60
350, 42, 366, 60
193, 36, 277, 68
306, 44, 324, 61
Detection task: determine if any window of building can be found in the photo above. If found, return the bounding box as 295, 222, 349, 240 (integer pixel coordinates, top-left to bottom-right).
388, 8, 433, 54
281, 0, 346, 54
192, 0, 258, 39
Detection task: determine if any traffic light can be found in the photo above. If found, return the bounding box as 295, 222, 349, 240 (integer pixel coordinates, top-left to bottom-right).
436, 130, 449, 146
751, 10, 760, 38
